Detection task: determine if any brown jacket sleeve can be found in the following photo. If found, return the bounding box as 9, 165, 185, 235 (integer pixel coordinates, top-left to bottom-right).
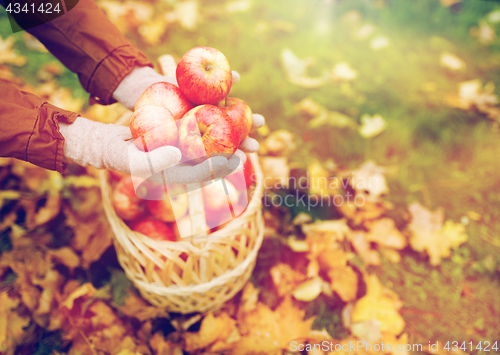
0, 82, 79, 172
27, 0, 153, 105
0, 0, 153, 171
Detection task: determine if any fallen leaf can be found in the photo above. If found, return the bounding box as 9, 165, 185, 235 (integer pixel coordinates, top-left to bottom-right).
168, 0, 199, 30
297, 98, 357, 129
370, 36, 390, 50
260, 156, 290, 189
440, 52, 465, 71
365, 218, 406, 250
328, 265, 358, 302
184, 312, 238, 352
408, 202, 468, 265
308, 160, 338, 196
470, 20, 496, 45
281, 48, 327, 88
233, 296, 315, 354
349, 161, 390, 203
225, 0, 252, 13
0, 36, 27, 66
358, 114, 387, 138
0, 292, 31, 352
351, 274, 405, 335
47, 247, 80, 273
139, 17, 168, 45
270, 263, 306, 297
355, 24, 376, 40
291, 277, 323, 301
260, 129, 296, 156
331, 62, 357, 81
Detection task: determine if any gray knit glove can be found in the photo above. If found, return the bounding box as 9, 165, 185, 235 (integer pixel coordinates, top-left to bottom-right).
59, 116, 242, 184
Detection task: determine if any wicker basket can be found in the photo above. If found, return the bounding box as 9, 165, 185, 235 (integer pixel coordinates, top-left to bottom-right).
99, 152, 264, 313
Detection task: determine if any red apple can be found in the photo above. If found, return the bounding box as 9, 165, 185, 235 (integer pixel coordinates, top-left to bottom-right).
130, 217, 177, 241
201, 179, 240, 226
176, 47, 232, 105
130, 104, 178, 152
178, 105, 239, 164
134, 82, 194, 120
113, 176, 146, 221
219, 98, 253, 143
146, 184, 188, 222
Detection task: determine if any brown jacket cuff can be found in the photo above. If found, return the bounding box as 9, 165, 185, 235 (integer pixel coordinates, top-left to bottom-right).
88, 45, 153, 105
27, 103, 79, 173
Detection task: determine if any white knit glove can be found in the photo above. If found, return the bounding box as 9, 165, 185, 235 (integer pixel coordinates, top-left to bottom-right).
112, 66, 265, 153
59, 116, 242, 184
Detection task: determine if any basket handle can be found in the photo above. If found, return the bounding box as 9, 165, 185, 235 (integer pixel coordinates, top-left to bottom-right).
158, 55, 208, 239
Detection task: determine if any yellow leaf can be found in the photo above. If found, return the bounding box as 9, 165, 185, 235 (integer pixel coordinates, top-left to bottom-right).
233, 297, 315, 355
281, 48, 326, 88
0, 36, 27, 66
350, 160, 390, 202
440, 52, 465, 71
308, 160, 337, 196
292, 277, 323, 301
408, 202, 468, 265
47, 247, 80, 272
365, 218, 406, 250
331, 62, 358, 81
358, 114, 387, 138
351, 274, 405, 335
329, 266, 358, 302
260, 129, 296, 156
270, 263, 306, 297
260, 156, 290, 189
184, 312, 238, 352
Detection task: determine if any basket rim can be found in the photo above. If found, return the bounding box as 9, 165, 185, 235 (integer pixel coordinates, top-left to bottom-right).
99, 153, 264, 296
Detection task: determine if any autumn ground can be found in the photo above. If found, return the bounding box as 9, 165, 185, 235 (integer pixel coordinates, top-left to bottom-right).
1, 0, 500, 354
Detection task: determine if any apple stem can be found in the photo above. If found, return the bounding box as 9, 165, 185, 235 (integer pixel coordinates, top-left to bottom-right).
125, 137, 134, 141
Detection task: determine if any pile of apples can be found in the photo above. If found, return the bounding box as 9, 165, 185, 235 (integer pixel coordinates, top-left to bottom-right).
112, 47, 257, 240
130, 46, 253, 163
111, 156, 254, 241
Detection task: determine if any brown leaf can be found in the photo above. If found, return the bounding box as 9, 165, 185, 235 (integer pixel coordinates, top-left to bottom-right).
328, 265, 358, 302
47, 247, 80, 273
269, 263, 306, 297
184, 312, 238, 352
348, 231, 381, 266
233, 297, 315, 355
0, 292, 31, 352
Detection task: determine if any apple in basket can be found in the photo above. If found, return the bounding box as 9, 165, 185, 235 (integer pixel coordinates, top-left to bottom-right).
112, 176, 146, 221
219, 98, 253, 144
134, 82, 194, 119
201, 179, 242, 226
129, 217, 177, 241
130, 105, 178, 152
178, 105, 239, 164
176, 47, 232, 105
146, 184, 189, 223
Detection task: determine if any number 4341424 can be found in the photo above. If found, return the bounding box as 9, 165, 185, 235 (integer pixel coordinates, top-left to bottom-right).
5, 2, 61, 14
444, 341, 498, 352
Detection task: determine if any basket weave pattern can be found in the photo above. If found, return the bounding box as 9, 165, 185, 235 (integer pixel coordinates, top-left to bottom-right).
100, 153, 264, 313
